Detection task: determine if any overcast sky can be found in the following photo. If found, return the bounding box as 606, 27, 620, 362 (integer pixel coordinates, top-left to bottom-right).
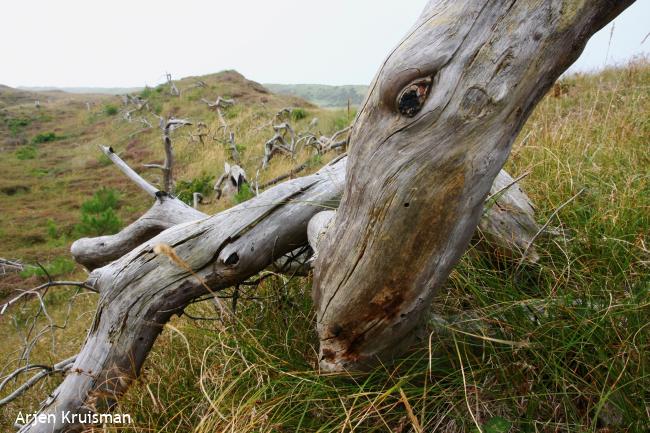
2, 0, 648, 88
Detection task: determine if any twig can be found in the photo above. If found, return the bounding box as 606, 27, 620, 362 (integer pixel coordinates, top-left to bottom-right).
1, 281, 97, 316
0, 355, 76, 407
517, 188, 584, 267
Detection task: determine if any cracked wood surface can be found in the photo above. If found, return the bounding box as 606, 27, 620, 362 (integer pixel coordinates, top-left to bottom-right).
312, 0, 634, 371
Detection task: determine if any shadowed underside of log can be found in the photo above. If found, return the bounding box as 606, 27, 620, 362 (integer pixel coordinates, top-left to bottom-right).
312, 0, 634, 371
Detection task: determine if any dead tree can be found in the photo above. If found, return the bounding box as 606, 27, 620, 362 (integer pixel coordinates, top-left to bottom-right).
166, 72, 179, 96
257, 126, 352, 190
202, 96, 240, 161
202, 96, 234, 138
213, 162, 248, 200
261, 122, 296, 169
189, 122, 209, 145
15, 1, 633, 431
296, 126, 351, 155
121, 95, 149, 123
311, 0, 634, 371
144, 116, 192, 193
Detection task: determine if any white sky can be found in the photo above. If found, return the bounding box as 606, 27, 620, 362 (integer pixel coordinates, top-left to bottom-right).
1, 0, 648, 88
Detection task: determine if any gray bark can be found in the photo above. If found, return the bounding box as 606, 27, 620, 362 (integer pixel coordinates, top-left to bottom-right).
312, 0, 634, 371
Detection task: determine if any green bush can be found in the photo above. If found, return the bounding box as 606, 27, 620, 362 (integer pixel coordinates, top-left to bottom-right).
103, 104, 119, 116
291, 108, 307, 121
175, 174, 215, 205
15, 145, 37, 160
7, 117, 30, 135
140, 86, 153, 98
32, 131, 60, 144
76, 208, 122, 236
232, 183, 254, 204
75, 187, 123, 236
46, 219, 58, 239
80, 187, 120, 213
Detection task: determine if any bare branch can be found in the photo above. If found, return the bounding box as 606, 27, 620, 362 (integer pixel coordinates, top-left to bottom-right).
0, 281, 97, 316
0, 355, 76, 407
99, 145, 159, 198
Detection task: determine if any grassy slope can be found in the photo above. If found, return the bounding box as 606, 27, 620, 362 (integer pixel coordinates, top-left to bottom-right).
0, 71, 351, 293
0, 63, 648, 432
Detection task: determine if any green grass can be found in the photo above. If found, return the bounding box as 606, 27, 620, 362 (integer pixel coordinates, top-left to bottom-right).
110, 62, 648, 433
0, 63, 648, 432
15, 145, 37, 160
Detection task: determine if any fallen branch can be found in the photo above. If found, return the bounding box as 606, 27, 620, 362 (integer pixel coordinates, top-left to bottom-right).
72, 147, 206, 270
0, 258, 24, 275
21, 158, 347, 432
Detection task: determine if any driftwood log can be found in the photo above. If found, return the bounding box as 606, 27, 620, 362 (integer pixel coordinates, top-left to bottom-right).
18, 0, 633, 431
312, 0, 634, 371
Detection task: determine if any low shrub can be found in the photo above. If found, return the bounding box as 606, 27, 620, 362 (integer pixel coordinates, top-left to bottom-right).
291, 108, 307, 121
232, 183, 254, 204
7, 117, 30, 135
103, 104, 119, 116
32, 131, 60, 144
15, 145, 37, 160
175, 174, 215, 205
80, 187, 120, 213
75, 187, 123, 236
140, 86, 153, 98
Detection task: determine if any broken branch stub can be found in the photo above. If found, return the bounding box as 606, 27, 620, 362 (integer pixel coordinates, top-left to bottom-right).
312, 0, 634, 371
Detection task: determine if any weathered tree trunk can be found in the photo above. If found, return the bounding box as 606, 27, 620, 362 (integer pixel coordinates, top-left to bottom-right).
18, 1, 634, 431
312, 0, 634, 371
